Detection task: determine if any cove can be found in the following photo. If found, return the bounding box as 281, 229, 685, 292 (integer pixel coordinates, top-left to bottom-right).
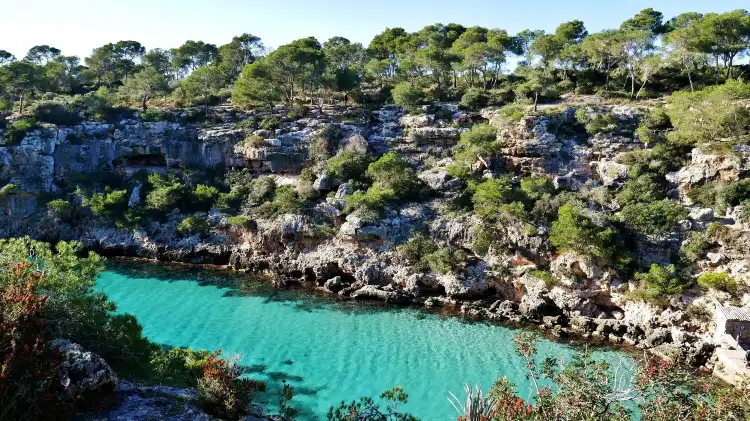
96, 262, 634, 420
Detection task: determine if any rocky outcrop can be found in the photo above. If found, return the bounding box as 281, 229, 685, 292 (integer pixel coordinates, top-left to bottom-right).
52, 339, 117, 402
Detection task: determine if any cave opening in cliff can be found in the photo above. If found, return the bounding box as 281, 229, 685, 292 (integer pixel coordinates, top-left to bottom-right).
114, 153, 167, 167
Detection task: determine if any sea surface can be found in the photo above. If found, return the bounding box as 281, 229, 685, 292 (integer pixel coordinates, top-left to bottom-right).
96, 262, 634, 420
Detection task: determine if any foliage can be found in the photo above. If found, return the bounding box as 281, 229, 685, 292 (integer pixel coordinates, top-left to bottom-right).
618, 199, 688, 237
226, 216, 253, 229
617, 174, 664, 206
550, 202, 616, 259
32, 101, 82, 126
634, 264, 691, 301
46, 199, 71, 217
459, 88, 488, 111
259, 115, 282, 131
149, 347, 213, 388
574, 108, 619, 135
177, 216, 210, 237
448, 124, 498, 178
78, 187, 127, 217
472, 178, 512, 220
391, 82, 425, 111
531, 270, 558, 289
697, 271, 738, 294
423, 248, 467, 275
191, 184, 219, 211
145, 173, 185, 212
1, 119, 38, 145
666, 80, 750, 145
121, 66, 168, 110
181, 66, 225, 112
246, 176, 277, 206
0, 263, 71, 420
326, 150, 372, 183
396, 233, 438, 272
255, 185, 305, 218
327, 387, 420, 421
198, 351, 263, 420
0, 184, 20, 200
519, 177, 554, 202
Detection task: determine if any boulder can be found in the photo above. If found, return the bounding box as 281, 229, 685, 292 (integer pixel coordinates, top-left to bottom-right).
689, 207, 714, 222
594, 161, 628, 186
52, 339, 117, 401
342, 133, 369, 154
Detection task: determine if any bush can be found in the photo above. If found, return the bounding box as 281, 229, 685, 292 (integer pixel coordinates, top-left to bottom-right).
247, 176, 277, 206
244, 134, 264, 148
226, 216, 254, 229
149, 347, 213, 388
0, 183, 20, 200
78, 187, 128, 217
617, 174, 665, 206
344, 184, 394, 220
32, 101, 82, 126
520, 176, 554, 202
550, 202, 616, 259
366, 152, 421, 200
287, 104, 309, 119
472, 226, 496, 256
498, 103, 527, 122
679, 231, 710, 263
472, 178, 512, 220
259, 115, 281, 131
697, 272, 738, 294
448, 124, 498, 178
667, 80, 750, 146
1, 118, 38, 145
391, 82, 425, 111
198, 351, 264, 420
177, 216, 210, 237
574, 108, 619, 135
618, 199, 688, 237
46, 199, 71, 216
146, 173, 185, 212
0, 263, 72, 419
396, 233, 438, 272
191, 184, 219, 211
255, 185, 305, 218
531, 270, 558, 289
424, 248, 467, 275
459, 88, 488, 111
327, 387, 417, 421
634, 264, 691, 300
326, 150, 372, 183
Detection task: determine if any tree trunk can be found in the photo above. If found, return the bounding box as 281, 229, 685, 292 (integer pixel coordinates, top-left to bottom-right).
141, 95, 148, 111
630, 71, 635, 99
534, 91, 539, 112
18, 92, 24, 114
687, 67, 694, 92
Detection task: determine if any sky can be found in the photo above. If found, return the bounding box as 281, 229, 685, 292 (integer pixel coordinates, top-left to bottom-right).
1, 0, 747, 60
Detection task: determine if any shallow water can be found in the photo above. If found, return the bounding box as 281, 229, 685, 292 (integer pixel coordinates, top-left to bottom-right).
96, 262, 634, 420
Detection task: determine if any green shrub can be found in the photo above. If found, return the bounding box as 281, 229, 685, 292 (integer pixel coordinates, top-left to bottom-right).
666, 80, 750, 146
259, 115, 281, 131
146, 173, 185, 212
448, 124, 498, 178
679, 231, 710, 263
391, 82, 425, 111
78, 187, 128, 217
633, 264, 691, 300
618, 199, 688, 237
255, 185, 305, 218
550, 202, 616, 259
366, 152, 420, 200
396, 233, 438, 272
424, 248, 467, 275
472, 178, 512, 220
32, 101, 82, 126
287, 104, 309, 119
326, 150, 372, 183
472, 226, 496, 256
520, 176, 554, 202
344, 184, 394, 220
617, 174, 665, 206
177, 216, 210, 237
149, 347, 213, 388
247, 176, 277, 206
46, 199, 71, 216
226, 216, 253, 229
531, 270, 558, 289
139, 109, 174, 122
0, 183, 20, 200
2, 119, 38, 145
215, 191, 243, 213
697, 272, 738, 294
191, 184, 219, 210
459, 88, 488, 111
244, 134, 264, 148
487, 87, 515, 106
498, 103, 527, 122
574, 108, 618, 135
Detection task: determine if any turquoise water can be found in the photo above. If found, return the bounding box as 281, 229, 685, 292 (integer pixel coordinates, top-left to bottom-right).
96, 263, 633, 420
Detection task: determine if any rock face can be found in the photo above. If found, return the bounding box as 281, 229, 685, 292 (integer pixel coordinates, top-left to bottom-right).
3, 102, 747, 369
52, 339, 117, 401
